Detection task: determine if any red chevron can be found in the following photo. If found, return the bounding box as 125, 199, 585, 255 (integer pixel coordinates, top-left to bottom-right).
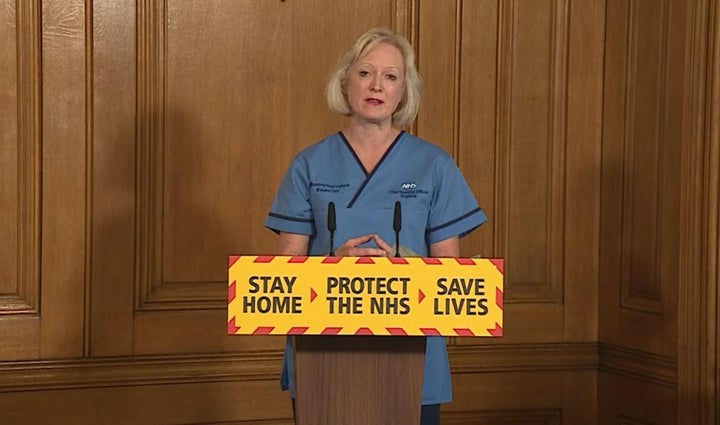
321, 327, 342, 335
490, 258, 504, 274
488, 323, 503, 337
496, 287, 504, 310
421, 258, 442, 265
227, 317, 240, 334
386, 328, 408, 336
453, 328, 475, 337
355, 327, 374, 335
310, 288, 317, 302
418, 289, 426, 303
420, 328, 441, 336
355, 257, 375, 264
228, 280, 236, 303
455, 258, 476, 265
288, 256, 308, 263
228, 255, 241, 268
254, 256, 275, 263
252, 327, 275, 335
388, 257, 409, 264
287, 327, 309, 335
322, 256, 342, 264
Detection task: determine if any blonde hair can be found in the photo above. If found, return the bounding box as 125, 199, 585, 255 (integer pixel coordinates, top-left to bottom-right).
326, 28, 422, 128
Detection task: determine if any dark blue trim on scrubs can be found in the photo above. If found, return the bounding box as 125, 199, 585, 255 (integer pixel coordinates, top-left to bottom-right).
428, 207, 483, 233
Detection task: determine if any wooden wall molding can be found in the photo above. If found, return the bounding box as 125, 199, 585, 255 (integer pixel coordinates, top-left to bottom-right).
0, 351, 283, 393
0, 343, 600, 394
449, 342, 597, 373
678, 0, 720, 423
1, 0, 42, 315
599, 343, 676, 388
442, 409, 561, 425
619, 417, 653, 425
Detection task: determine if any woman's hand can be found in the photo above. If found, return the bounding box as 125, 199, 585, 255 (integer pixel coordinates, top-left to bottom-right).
334, 234, 392, 257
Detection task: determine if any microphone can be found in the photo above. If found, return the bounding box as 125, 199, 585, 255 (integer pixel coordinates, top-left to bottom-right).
393, 201, 401, 257
327, 202, 336, 256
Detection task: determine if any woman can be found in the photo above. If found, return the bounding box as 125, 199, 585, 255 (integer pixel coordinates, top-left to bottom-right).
265, 28, 486, 425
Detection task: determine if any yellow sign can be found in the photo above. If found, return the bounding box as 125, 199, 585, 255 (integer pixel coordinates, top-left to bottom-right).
227, 255, 503, 337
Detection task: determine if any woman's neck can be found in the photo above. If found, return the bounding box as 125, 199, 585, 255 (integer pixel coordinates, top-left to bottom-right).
342, 121, 400, 150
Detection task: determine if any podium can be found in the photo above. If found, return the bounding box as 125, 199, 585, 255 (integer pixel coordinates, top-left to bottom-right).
294, 335, 425, 425
227, 255, 504, 424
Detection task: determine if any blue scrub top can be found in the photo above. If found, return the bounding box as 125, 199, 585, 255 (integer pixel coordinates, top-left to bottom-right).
265, 131, 487, 405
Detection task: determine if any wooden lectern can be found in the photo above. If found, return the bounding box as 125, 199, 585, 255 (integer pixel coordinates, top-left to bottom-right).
228, 255, 504, 424
293, 335, 426, 425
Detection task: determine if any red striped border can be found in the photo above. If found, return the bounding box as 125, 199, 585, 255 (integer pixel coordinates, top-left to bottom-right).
421, 258, 443, 265
455, 258, 476, 265
487, 323, 503, 337
453, 328, 475, 337
490, 258, 504, 273
253, 256, 275, 263
355, 257, 375, 264
227, 317, 240, 334
228, 281, 236, 303
387, 257, 409, 264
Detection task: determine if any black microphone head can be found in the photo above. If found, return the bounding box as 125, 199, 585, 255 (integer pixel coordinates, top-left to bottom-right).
393, 201, 401, 232
327, 202, 336, 232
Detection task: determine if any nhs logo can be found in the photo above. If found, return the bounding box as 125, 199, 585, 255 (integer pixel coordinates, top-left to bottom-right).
401, 182, 417, 189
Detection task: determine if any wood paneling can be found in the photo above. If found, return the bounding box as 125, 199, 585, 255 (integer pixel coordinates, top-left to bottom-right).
0, 0, 42, 361
600, 0, 686, 355
599, 372, 676, 425
446, 0, 604, 347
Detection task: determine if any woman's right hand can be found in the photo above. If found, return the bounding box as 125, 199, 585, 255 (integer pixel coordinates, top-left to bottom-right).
334, 234, 392, 257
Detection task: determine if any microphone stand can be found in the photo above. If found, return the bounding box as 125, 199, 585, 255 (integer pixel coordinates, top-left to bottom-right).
328, 202, 336, 256
393, 201, 401, 257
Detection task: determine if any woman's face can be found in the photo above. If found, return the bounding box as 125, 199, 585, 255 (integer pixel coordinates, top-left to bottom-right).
345, 42, 405, 127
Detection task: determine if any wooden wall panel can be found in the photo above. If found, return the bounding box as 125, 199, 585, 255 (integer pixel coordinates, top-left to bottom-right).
90, 0, 136, 356
600, 0, 692, 423
0, 0, 42, 360
600, 0, 686, 355
599, 372, 676, 425
40, 0, 88, 359
457, 0, 497, 258
420, 0, 604, 349
0, 380, 294, 425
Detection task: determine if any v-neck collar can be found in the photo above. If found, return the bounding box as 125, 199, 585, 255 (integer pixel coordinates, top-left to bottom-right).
338, 130, 405, 208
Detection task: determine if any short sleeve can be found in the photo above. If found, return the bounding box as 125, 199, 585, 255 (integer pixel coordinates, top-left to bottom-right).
264, 155, 316, 236
426, 155, 487, 244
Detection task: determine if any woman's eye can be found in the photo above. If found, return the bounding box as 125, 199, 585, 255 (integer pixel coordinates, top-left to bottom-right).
386, 74, 397, 81
359, 70, 370, 77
